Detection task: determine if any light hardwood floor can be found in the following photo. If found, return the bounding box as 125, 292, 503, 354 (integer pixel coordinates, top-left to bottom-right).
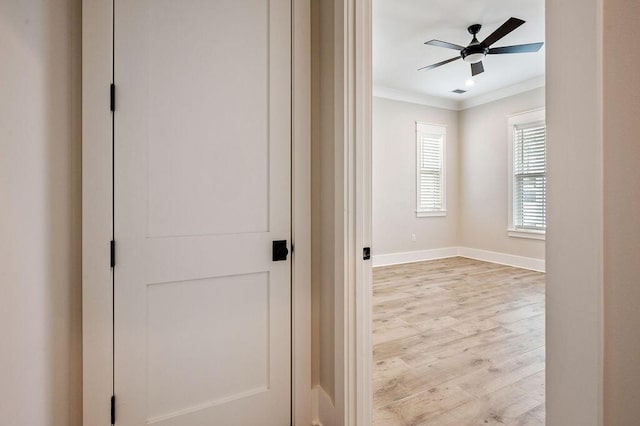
373, 257, 545, 426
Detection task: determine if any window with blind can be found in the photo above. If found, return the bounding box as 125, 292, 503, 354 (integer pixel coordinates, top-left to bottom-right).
416, 122, 446, 217
508, 109, 546, 239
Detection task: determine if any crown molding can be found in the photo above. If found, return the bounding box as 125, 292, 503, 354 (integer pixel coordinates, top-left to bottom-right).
373, 75, 545, 112
372, 85, 460, 110
458, 76, 546, 110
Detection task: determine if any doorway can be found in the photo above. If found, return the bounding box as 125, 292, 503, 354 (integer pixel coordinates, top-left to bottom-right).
371, 1, 546, 423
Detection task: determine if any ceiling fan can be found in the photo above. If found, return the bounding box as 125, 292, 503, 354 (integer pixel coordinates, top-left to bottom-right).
418, 17, 544, 77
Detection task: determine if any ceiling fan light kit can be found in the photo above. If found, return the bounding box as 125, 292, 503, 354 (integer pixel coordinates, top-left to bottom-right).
419, 17, 544, 77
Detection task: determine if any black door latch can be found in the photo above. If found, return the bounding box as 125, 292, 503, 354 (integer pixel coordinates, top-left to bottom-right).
363, 247, 371, 260
272, 240, 289, 261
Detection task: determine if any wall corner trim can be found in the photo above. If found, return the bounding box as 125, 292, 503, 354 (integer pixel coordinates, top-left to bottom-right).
372, 247, 459, 267
373, 76, 546, 112
372, 247, 545, 272
457, 247, 545, 272
373, 86, 459, 110
458, 76, 546, 110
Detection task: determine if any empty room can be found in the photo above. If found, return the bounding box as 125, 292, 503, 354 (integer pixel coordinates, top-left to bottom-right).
371, 0, 546, 423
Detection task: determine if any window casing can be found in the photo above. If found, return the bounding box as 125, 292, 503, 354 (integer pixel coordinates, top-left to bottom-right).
416, 122, 446, 217
508, 109, 546, 239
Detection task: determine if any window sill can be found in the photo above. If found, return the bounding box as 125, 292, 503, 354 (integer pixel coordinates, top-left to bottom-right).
417, 210, 447, 218
508, 229, 546, 240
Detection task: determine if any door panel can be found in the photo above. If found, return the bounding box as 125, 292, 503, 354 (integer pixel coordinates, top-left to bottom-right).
146, 273, 270, 421
114, 1, 291, 424
145, 0, 270, 238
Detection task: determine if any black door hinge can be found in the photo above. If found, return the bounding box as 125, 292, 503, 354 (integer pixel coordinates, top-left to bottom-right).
110, 83, 116, 112
110, 395, 116, 424
110, 240, 116, 268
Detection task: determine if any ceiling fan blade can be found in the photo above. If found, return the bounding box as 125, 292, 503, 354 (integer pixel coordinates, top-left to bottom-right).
417, 56, 461, 71
424, 39, 466, 51
471, 61, 484, 76
481, 17, 525, 47
488, 42, 544, 54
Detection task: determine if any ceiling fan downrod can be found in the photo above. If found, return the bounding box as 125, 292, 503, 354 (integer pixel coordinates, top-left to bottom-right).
461, 24, 487, 64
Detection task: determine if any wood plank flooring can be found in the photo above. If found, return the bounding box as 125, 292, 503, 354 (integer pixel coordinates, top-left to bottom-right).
373, 257, 545, 426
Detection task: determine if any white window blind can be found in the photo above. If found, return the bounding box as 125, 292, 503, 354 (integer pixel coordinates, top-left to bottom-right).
416, 123, 446, 216
513, 121, 546, 231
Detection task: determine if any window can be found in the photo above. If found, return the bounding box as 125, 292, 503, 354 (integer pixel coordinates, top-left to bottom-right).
508, 109, 546, 239
416, 122, 446, 217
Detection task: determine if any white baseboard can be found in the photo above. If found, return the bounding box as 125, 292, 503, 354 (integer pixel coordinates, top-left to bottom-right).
457, 247, 545, 272
372, 247, 459, 267
373, 246, 545, 272
311, 386, 336, 426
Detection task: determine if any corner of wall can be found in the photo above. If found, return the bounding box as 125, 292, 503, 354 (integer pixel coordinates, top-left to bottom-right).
372, 246, 545, 272
455, 104, 464, 249
311, 385, 337, 426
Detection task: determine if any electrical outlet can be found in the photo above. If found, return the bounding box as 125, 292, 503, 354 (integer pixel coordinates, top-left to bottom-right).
411, 233, 416, 242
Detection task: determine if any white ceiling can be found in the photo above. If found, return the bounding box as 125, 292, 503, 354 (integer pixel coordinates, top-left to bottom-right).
373, 0, 545, 102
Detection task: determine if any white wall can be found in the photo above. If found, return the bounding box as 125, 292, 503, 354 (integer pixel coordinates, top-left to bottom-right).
603, 0, 640, 423
372, 97, 459, 255
0, 1, 82, 425
546, 0, 603, 423
372, 88, 545, 264
459, 88, 546, 260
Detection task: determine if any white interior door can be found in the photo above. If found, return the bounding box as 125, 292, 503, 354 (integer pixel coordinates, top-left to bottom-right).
113, 1, 291, 425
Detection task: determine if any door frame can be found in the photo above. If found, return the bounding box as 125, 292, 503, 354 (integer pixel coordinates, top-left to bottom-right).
337, 0, 373, 424
341, 0, 605, 425
81, 1, 312, 425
